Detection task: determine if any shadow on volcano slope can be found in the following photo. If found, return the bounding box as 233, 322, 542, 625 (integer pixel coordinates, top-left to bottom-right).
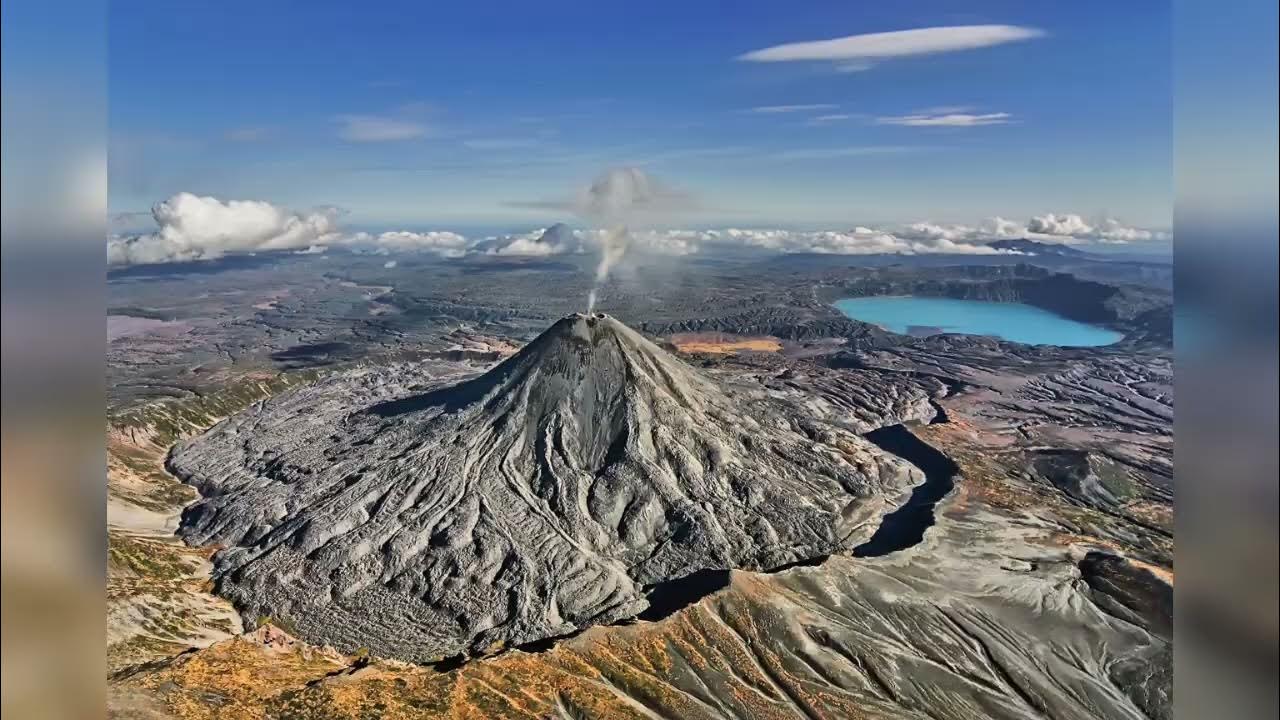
853, 424, 959, 558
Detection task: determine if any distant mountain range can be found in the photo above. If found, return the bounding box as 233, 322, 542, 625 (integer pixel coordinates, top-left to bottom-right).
988, 238, 1094, 258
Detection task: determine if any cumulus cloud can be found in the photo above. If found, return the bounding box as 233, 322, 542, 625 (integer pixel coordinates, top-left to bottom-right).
107, 193, 342, 266
344, 230, 470, 258
107, 190, 1167, 269
1094, 218, 1160, 243
737, 25, 1044, 71
1026, 212, 1094, 237
334, 115, 430, 142
568, 227, 1012, 257
705, 227, 1015, 255
482, 224, 583, 256
896, 214, 1166, 246
646, 215, 1165, 256
488, 235, 563, 256
876, 111, 1012, 127
1022, 214, 1165, 244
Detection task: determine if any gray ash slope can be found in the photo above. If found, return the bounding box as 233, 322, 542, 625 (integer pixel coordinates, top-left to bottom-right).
172, 313, 922, 661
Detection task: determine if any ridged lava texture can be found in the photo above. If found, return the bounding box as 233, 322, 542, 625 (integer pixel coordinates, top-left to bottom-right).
172, 314, 917, 661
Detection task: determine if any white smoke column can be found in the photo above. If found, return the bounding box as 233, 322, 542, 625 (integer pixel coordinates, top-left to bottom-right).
588, 226, 629, 312
574, 167, 689, 312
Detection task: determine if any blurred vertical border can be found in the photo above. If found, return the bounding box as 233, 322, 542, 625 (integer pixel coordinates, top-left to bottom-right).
1175, 0, 1279, 717
0, 0, 1277, 718
2, 0, 107, 718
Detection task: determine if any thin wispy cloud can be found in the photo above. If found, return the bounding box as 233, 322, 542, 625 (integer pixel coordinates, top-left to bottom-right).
225, 126, 274, 142
805, 114, 857, 125
876, 111, 1012, 127
748, 103, 839, 114
335, 114, 430, 142
462, 138, 542, 150
635, 146, 751, 165
770, 145, 921, 161
109, 210, 154, 230
834, 61, 875, 73
738, 25, 1044, 72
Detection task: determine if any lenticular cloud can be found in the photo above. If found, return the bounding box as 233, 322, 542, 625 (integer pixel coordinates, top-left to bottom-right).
737, 25, 1044, 68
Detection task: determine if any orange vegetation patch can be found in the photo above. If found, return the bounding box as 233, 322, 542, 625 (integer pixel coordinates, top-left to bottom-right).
1128, 558, 1174, 585
1122, 500, 1173, 532
1047, 532, 1173, 585
670, 333, 782, 355
111, 575, 908, 720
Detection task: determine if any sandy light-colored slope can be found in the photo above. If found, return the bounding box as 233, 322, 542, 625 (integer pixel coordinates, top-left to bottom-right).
112, 453, 1169, 720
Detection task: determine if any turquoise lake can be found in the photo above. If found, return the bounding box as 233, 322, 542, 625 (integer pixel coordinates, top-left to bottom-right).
833, 296, 1124, 347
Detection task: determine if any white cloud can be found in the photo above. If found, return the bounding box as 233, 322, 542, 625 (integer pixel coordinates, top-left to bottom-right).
1026, 212, 1095, 237
506, 168, 699, 223
1094, 218, 1160, 243
834, 61, 875, 74
225, 126, 273, 142
770, 145, 919, 161
737, 25, 1044, 71
490, 237, 562, 256
896, 221, 980, 242
898, 214, 1166, 246
634, 146, 751, 165
107, 191, 1169, 269
107, 193, 342, 266
876, 111, 1012, 127
634, 231, 701, 256
575, 167, 698, 222
335, 115, 429, 142
1022, 214, 1166, 244
462, 138, 541, 150
984, 217, 1027, 238
748, 104, 840, 114
806, 114, 856, 125
578, 228, 702, 257
383, 260, 397, 269
618, 227, 1016, 256
733, 228, 1014, 255
345, 230, 470, 258
484, 226, 582, 256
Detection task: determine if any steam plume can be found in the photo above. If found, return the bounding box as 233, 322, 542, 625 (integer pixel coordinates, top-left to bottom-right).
574, 167, 691, 312
587, 226, 630, 312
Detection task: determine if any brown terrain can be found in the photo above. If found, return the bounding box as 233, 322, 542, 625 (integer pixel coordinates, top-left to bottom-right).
669, 332, 783, 355
107, 332, 1173, 719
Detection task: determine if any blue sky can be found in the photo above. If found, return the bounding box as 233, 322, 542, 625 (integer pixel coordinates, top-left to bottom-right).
109, 1, 1172, 232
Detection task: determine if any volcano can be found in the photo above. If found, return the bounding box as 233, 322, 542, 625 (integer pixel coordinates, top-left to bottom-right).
172, 313, 919, 661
